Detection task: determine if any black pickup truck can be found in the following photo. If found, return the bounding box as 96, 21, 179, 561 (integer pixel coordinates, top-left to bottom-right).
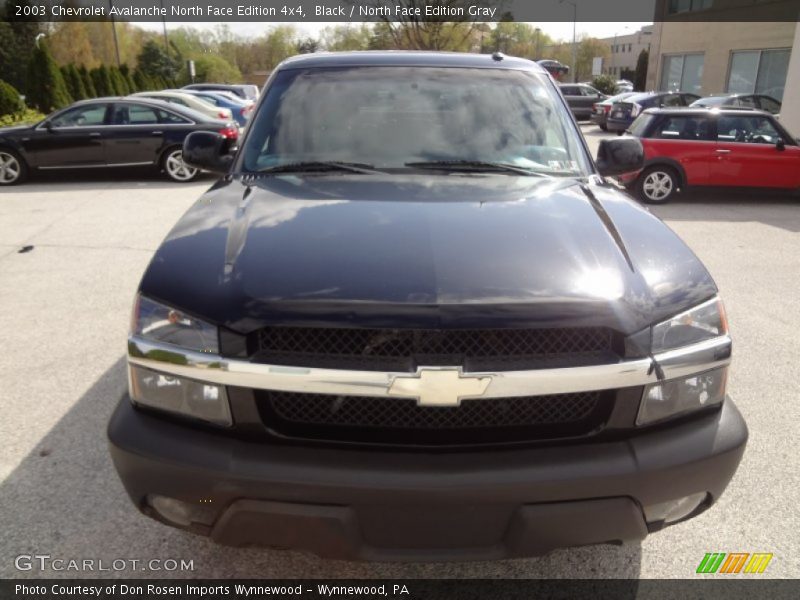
109, 51, 746, 562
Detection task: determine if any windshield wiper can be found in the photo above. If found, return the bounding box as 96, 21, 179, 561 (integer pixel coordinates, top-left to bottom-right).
405, 160, 550, 176
258, 161, 382, 174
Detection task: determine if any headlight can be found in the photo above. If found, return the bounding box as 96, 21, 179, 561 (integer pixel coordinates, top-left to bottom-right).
651, 296, 727, 353
129, 365, 232, 427
638, 297, 730, 426
129, 295, 230, 426
637, 367, 727, 426
131, 294, 218, 353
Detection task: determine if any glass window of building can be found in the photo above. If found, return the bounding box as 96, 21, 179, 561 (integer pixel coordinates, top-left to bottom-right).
660, 54, 705, 94
727, 49, 790, 101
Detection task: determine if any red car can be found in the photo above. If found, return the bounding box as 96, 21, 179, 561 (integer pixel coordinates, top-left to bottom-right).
618, 107, 800, 203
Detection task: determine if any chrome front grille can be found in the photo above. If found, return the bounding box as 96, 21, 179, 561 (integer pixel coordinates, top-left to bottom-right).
251, 326, 617, 372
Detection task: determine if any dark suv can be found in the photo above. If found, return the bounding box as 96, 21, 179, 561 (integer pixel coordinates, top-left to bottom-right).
108, 52, 746, 561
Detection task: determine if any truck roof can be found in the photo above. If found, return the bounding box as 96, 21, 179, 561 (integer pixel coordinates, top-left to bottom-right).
276, 51, 546, 73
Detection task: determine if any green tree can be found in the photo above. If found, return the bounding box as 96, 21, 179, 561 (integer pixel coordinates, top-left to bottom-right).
78, 65, 97, 97
90, 66, 115, 96
62, 64, 89, 100
634, 49, 649, 91
296, 38, 319, 54
108, 66, 129, 95
120, 64, 137, 93
0, 4, 42, 93
132, 68, 153, 92
136, 40, 181, 85
0, 79, 25, 117
321, 25, 372, 52
187, 55, 242, 84
26, 42, 72, 113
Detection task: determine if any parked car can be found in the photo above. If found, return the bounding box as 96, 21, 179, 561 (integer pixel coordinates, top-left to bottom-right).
591, 91, 637, 130
130, 91, 233, 121
690, 93, 781, 115
0, 97, 238, 185
615, 79, 634, 93
558, 83, 607, 120
537, 59, 570, 80
607, 91, 701, 134
618, 107, 799, 203
183, 83, 260, 101
181, 89, 254, 127
108, 52, 746, 561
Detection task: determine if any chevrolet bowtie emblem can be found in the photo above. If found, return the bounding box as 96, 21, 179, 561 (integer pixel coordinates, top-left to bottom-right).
387, 368, 492, 407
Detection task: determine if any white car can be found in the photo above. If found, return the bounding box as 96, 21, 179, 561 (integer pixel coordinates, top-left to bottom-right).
130, 91, 233, 121
615, 79, 634, 93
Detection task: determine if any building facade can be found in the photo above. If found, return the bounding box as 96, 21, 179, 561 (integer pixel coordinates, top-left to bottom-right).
646, 1, 796, 103
599, 25, 653, 78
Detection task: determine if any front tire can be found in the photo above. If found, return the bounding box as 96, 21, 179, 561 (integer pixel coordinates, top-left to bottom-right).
162, 147, 199, 183
0, 149, 27, 186
599, 123, 608, 131
637, 166, 679, 204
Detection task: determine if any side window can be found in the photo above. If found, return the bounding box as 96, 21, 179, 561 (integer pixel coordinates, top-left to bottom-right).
717, 116, 754, 142
661, 94, 683, 107
582, 86, 601, 97
738, 96, 757, 108
128, 104, 160, 124
758, 97, 781, 114
50, 104, 108, 128
167, 98, 188, 107
561, 86, 577, 96
157, 109, 191, 124
747, 117, 783, 144
653, 116, 710, 140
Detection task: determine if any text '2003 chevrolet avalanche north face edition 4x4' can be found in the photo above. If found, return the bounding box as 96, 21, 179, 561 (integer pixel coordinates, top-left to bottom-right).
108, 52, 747, 562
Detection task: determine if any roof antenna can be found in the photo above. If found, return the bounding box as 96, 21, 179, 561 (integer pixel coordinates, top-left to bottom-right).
492, 51, 505, 62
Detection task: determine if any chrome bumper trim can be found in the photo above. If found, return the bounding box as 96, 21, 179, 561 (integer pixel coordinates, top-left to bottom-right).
127, 335, 732, 399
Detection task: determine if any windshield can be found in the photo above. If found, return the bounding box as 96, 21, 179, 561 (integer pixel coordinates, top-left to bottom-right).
240, 66, 590, 176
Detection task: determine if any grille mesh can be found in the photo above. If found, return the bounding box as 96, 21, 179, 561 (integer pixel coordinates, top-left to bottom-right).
252, 326, 615, 371
256, 390, 609, 446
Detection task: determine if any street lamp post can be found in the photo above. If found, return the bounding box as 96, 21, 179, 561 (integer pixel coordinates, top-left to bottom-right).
109, 0, 121, 67
559, 0, 578, 82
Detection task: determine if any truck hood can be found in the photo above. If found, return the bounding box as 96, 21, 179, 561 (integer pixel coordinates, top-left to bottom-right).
139, 174, 716, 336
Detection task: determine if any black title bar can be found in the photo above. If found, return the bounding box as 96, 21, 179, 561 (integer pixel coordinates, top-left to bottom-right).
2, 0, 799, 22
4, 579, 800, 600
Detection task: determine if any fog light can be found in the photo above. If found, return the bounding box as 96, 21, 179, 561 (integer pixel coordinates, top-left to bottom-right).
148, 495, 218, 527
637, 367, 726, 426
644, 492, 708, 524
129, 365, 232, 427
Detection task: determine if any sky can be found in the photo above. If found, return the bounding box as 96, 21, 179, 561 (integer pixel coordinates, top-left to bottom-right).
132, 21, 652, 44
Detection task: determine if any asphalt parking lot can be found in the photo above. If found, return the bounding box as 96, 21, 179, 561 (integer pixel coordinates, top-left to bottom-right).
1, 124, 798, 579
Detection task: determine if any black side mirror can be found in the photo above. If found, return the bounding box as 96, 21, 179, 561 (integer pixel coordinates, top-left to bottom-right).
44, 121, 54, 132
183, 131, 234, 174
776, 138, 786, 151
596, 137, 645, 177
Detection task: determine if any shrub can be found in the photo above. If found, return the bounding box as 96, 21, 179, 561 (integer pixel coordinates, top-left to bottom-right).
0, 108, 46, 127
591, 75, 618, 95
0, 78, 24, 117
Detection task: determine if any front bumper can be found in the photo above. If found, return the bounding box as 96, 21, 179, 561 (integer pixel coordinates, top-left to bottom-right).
108, 395, 747, 562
